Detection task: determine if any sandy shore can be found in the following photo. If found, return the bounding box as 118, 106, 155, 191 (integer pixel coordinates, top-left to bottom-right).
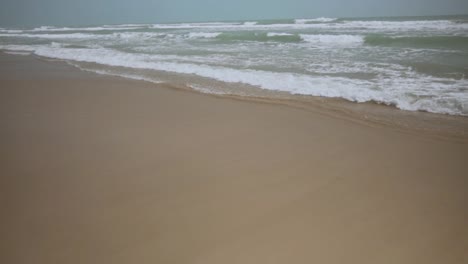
1, 52, 467, 264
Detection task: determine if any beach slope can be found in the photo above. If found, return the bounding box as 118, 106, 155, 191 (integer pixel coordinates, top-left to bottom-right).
1, 53, 467, 264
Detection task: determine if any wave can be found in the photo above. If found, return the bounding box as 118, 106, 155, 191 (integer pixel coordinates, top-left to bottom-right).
114, 31, 220, 40
0, 25, 149, 33
148, 19, 468, 31
2, 17, 467, 117
256, 19, 296, 25
187, 32, 221, 39
267, 32, 294, 37
0, 31, 169, 40
111, 32, 168, 39
0, 29, 24, 33
216, 32, 302, 43
0, 31, 295, 43
0, 44, 40, 51
4, 18, 465, 34
151, 22, 242, 29
18, 45, 466, 116
243, 21, 258, 26
213, 32, 364, 44
337, 19, 468, 31
295, 17, 337, 24
0, 33, 101, 39
2, 29, 464, 51
30, 25, 148, 32
300, 34, 364, 45
30, 46, 382, 102
364, 35, 468, 50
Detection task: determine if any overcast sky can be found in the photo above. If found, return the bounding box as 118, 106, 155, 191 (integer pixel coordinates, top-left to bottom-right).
1, 0, 468, 27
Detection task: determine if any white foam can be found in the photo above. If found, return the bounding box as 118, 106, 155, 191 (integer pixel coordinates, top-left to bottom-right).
0, 44, 41, 51
300, 34, 364, 45
151, 22, 241, 29
187, 32, 221, 39
30, 46, 468, 115
337, 20, 468, 32
33, 26, 55, 31
1, 25, 147, 34
267, 32, 294, 37
4, 19, 465, 35
243, 21, 258, 26
0, 29, 24, 33
4, 51, 31, 56
50, 42, 63, 48
189, 84, 227, 95
295, 17, 337, 24
102, 24, 150, 28
148, 19, 468, 33
0, 44, 44, 56
111, 32, 167, 39
0, 33, 102, 39
70, 63, 164, 84
30, 25, 148, 32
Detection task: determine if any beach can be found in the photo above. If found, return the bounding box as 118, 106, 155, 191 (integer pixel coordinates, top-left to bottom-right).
1, 52, 467, 263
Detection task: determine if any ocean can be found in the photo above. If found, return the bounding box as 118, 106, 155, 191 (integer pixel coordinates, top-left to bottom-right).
1, 15, 467, 116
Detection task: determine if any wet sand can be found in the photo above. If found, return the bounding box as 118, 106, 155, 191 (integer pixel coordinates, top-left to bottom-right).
1, 53, 467, 264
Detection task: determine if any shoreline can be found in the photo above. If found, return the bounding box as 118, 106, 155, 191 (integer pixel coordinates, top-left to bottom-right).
1, 52, 467, 263
30, 52, 468, 141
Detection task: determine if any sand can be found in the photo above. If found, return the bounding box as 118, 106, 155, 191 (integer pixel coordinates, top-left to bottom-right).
1, 53, 467, 264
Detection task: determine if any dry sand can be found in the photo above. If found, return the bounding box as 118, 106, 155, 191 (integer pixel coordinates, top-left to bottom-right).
1, 53, 467, 264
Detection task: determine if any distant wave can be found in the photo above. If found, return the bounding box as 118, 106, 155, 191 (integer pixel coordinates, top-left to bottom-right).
300, 34, 364, 45
214, 32, 364, 44
0, 30, 366, 45
187, 32, 222, 39
215, 32, 302, 43
2, 27, 466, 50
151, 22, 242, 29
0, 33, 102, 39
295, 17, 337, 24
243, 21, 258, 26
365, 35, 468, 50
147, 19, 468, 31
3, 19, 462, 33
337, 19, 468, 31
18, 25, 148, 33
255, 19, 296, 25
112, 32, 168, 39
2, 19, 467, 33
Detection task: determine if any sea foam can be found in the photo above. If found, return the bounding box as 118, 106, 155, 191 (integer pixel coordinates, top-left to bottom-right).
187, 32, 221, 39
0, 33, 104, 39
295, 17, 337, 24
300, 34, 364, 45
27, 45, 468, 116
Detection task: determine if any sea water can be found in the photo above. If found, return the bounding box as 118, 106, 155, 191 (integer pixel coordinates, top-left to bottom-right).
1, 15, 467, 116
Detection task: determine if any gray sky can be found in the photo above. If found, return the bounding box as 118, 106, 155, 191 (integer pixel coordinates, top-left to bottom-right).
1, 0, 468, 27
